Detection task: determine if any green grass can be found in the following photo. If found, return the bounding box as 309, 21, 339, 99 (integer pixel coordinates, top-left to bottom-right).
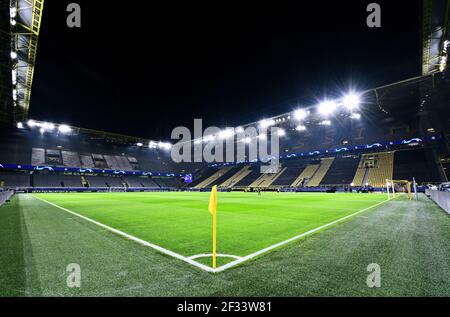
32, 192, 387, 267
1, 192, 450, 296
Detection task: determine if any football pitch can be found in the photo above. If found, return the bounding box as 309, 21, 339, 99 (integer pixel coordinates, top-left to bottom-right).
32, 191, 388, 271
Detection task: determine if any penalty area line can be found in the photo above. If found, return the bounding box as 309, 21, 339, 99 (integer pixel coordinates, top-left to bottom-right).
31, 195, 215, 273
214, 197, 394, 273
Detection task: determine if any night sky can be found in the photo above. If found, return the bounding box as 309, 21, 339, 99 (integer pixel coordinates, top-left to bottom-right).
30, 1, 421, 140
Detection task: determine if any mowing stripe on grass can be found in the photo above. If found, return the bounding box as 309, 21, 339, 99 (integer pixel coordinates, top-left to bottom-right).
32, 195, 216, 273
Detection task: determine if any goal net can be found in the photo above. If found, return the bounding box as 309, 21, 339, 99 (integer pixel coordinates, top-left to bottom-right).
108, 186, 127, 193
386, 179, 412, 200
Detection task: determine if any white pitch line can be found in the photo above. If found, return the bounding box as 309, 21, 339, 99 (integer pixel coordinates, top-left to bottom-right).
188, 253, 242, 260
32, 194, 395, 274
31, 195, 216, 273
213, 197, 394, 273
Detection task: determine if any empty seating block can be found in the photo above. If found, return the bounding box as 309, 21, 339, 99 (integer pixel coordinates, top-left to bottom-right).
62, 151, 81, 167
0, 171, 30, 187
307, 157, 334, 186
320, 156, 360, 185
31, 148, 46, 165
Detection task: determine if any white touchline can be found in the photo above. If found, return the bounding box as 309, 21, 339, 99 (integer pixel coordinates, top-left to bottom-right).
188, 253, 242, 260
31, 195, 216, 273
32, 194, 395, 274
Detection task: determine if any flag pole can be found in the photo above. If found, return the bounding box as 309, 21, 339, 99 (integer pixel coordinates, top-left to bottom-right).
213, 208, 217, 269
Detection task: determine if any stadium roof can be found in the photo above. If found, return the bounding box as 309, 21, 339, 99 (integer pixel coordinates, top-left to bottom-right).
0, 0, 44, 123
422, 0, 450, 74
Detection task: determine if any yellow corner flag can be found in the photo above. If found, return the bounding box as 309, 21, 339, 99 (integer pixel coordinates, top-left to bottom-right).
208, 185, 218, 269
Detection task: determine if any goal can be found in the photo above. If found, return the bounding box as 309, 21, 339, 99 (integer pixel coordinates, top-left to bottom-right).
108, 186, 127, 193
386, 179, 412, 200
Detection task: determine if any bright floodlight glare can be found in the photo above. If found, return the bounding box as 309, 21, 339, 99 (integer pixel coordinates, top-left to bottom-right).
277, 129, 286, 136
343, 93, 360, 110
10, 19, 16, 26
258, 133, 267, 140
10, 51, 17, 59
27, 119, 36, 127
149, 141, 158, 148
351, 112, 361, 119
235, 126, 244, 133
58, 124, 72, 133
259, 119, 275, 129
136, 142, 143, 147
194, 139, 202, 144
296, 125, 306, 131
219, 129, 234, 139
39, 128, 45, 134
293, 109, 308, 120
244, 137, 252, 144
318, 100, 337, 115
42, 122, 55, 131
17, 122, 24, 129
320, 120, 331, 126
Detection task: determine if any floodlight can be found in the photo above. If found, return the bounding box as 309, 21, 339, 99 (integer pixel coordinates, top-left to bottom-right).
10, 19, 16, 26
244, 137, 251, 144
27, 119, 37, 127
343, 93, 360, 110
219, 129, 234, 139
277, 129, 286, 136
318, 101, 337, 115
136, 142, 143, 147
350, 113, 361, 119
296, 125, 306, 131
320, 120, 331, 126
258, 133, 267, 140
235, 126, 244, 133
293, 109, 308, 120
17, 122, 24, 129
58, 124, 72, 133
10, 7, 17, 18
259, 119, 275, 129
194, 139, 202, 144
42, 122, 55, 131
149, 141, 158, 148
10, 51, 17, 59
39, 128, 45, 134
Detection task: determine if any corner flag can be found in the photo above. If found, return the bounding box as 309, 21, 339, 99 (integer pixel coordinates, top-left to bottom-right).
208, 185, 217, 268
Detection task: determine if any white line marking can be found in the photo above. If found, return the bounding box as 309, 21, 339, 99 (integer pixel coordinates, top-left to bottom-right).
188, 253, 242, 260
213, 198, 393, 273
32, 194, 393, 274
31, 195, 216, 273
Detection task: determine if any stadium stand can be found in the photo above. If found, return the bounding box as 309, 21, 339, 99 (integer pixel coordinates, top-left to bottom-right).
271, 158, 309, 186
0, 171, 30, 188
194, 166, 233, 189
85, 175, 124, 187
234, 165, 263, 187
249, 166, 287, 188
393, 148, 442, 183
292, 164, 319, 187
307, 157, 335, 186
352, 152, 394, 187
61, 150, 81, 167
220, 166, 251, 188
33, 173, 63, 187
320, 155, 360, 185
208, 166, 241, 187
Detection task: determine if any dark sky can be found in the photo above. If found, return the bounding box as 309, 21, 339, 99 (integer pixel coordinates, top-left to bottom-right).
30, 0, 421, 140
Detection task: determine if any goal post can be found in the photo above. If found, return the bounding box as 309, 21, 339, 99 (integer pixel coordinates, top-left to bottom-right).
386, 179, 412, 200
108, 186, 127, 193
